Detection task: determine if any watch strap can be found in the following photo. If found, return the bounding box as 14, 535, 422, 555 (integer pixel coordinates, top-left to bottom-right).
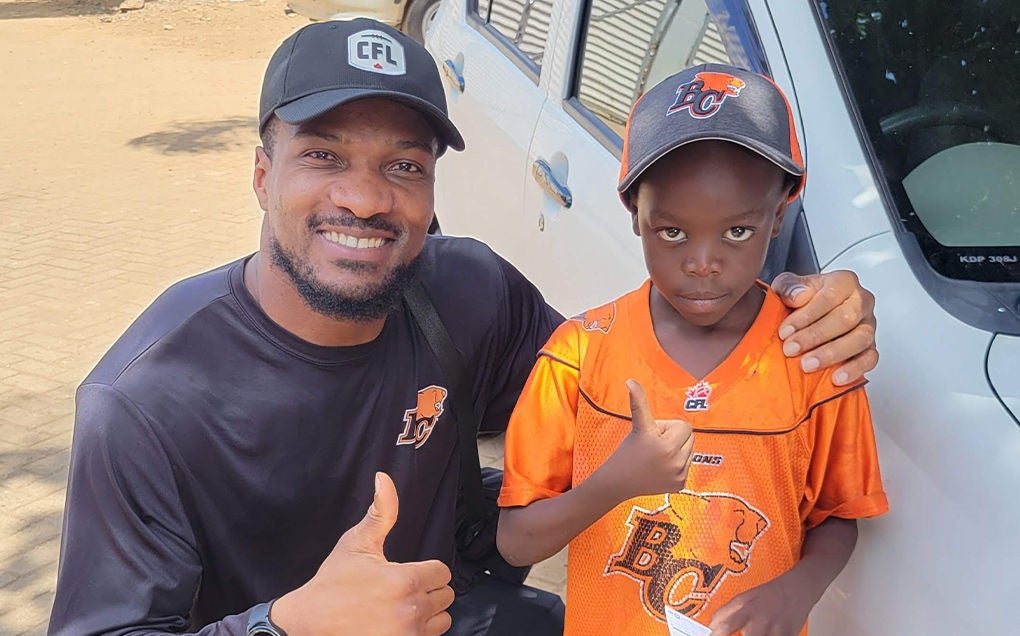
246, 599, 287, 636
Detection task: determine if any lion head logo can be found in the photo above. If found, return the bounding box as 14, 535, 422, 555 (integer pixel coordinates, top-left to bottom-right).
606, 491, 769, 621
396, 385, 448, 448
580, 303, 617, 334
667, 71, 746, 119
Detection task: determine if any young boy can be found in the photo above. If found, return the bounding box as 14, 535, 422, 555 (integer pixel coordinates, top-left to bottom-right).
496, 64, 888, 636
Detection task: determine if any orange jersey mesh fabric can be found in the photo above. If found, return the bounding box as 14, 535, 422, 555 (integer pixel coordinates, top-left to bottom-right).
499, 281, 888, 635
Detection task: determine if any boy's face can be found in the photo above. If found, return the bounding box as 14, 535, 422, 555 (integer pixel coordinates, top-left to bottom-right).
630, 140, 790, 329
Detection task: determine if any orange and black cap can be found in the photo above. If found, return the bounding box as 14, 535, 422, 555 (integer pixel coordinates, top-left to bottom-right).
618, 64, 805, 206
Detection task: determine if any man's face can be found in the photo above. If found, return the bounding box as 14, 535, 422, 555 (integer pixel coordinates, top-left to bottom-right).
253, 98, 438, 321
631, 140, 788, 329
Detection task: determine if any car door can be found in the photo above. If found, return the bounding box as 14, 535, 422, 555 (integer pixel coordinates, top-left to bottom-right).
426, 0, 557, 253
764, 1, 1020, 633
520, 0, 776, 316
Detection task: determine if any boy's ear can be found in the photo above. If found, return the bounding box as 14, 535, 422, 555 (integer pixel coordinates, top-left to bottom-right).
622, 189, 641, 235
771, 197, 789, 238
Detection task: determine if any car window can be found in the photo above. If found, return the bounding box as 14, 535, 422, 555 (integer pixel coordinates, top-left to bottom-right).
815, 0, 1019, 283
575, 0, 734, 136
474, 0, 555, 66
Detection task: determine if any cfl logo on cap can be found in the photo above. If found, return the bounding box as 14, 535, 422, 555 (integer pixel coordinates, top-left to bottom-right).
348, 30, 406, 76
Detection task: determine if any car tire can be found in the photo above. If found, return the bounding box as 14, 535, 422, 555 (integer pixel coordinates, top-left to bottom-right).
404, 0, 442, 44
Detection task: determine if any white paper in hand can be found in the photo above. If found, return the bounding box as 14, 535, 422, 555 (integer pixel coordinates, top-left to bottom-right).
665, 606, 712, 636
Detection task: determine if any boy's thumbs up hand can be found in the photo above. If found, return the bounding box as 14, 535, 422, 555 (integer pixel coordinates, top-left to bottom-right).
600, 380, 695, 503
628, 379, 668, 435
271, 472, 455, 636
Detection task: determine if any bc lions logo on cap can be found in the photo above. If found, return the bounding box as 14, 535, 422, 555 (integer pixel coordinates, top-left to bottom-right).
667, 71, 746, 119
348, 29, 406, 76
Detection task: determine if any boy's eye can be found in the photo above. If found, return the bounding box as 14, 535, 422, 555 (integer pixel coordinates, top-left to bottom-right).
724, 226, 755, 242
656, 227, 687, 242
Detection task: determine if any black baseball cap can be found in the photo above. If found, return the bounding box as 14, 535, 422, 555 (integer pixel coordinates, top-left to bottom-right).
618, 64, 805, 205
259, 18, 465, 154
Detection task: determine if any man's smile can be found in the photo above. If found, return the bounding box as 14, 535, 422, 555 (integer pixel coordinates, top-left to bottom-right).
320, 231, 389, 249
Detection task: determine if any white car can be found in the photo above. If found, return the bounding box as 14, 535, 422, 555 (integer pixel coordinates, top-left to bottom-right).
426, 0, 1020, 633
285, 0, 441, 42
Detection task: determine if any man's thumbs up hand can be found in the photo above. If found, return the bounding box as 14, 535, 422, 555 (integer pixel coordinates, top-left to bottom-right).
337, 472, 400, 557
271, 472, 455, 636
599, 380, 696, 503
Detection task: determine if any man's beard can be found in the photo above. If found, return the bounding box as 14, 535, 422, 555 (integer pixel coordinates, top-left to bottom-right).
270, 236, 419, 323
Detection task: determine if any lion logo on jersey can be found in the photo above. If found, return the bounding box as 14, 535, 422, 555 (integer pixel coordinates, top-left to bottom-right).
580, 303, 617, 334
396, 385, 448, 448
605, 491, 769, 621
667, 71, 747, 119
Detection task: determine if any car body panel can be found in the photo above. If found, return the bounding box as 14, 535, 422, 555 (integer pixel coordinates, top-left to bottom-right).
285, 0, 407, 25
428, 1, 548, 255
765, 0, 894, 268
987, 334, 1020, 424
522, 103, 643, 316
427, 0, 1020, 631
522, 0, 643, 315
814, 232, 1020, 633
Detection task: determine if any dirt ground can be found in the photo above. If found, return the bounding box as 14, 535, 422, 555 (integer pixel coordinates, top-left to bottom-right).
0, 1, 564, 632
0, 4, 305, 632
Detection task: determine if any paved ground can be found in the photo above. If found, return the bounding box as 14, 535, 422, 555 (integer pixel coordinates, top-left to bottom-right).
0, 1, 564, 632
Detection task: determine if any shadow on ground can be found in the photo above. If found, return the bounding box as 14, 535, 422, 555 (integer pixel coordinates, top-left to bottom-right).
0, 384, 72, 634
128, 117, 258, 155
0, 0, 120, 20
0, 443, 69, 635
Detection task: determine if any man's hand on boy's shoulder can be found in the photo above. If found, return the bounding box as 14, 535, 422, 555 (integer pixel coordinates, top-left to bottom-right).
706, 575, 813, 636
771, 270, 878, 386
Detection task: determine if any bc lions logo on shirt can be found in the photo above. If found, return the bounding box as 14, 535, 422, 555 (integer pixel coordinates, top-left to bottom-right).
580, 303, 617, 334
605, 491, 769, 622
396, 385, 448, 448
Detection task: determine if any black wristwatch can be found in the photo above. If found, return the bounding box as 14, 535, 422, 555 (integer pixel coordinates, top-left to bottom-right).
247, 600, 288, 636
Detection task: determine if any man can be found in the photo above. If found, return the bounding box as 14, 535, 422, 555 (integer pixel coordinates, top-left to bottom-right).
49, 18, 879, 636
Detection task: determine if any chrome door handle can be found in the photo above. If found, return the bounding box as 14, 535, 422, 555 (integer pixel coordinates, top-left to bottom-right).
531, 159, 572, 208
442, 60, 464, 93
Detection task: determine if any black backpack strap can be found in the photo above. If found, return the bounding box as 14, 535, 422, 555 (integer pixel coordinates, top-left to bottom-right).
403, 278, 488, 542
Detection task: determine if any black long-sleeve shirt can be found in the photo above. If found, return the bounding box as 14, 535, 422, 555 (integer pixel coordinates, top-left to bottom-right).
49, 236, 561, 635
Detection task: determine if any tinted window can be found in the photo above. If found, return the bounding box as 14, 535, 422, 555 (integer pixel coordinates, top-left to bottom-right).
476, 0, 554, 65
575, 0, 733, 134
816, 0, 1019, 281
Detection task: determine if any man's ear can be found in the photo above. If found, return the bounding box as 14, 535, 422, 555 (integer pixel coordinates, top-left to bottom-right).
253, 147, 271, 212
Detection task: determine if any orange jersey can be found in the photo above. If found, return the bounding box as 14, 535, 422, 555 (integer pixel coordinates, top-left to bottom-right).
499, 281, 888, 635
